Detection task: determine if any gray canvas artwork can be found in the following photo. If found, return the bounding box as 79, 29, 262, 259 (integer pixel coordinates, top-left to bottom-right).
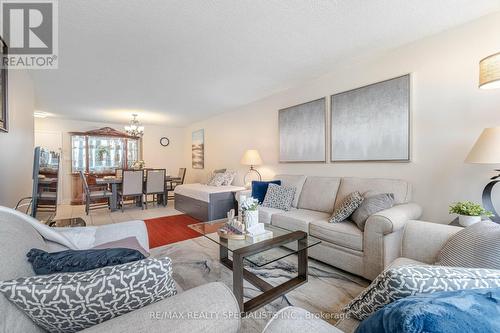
331, 75, 410, 161
279, 98, 326, 162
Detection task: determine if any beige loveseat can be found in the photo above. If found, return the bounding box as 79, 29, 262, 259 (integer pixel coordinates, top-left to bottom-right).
239, 175, 422, 280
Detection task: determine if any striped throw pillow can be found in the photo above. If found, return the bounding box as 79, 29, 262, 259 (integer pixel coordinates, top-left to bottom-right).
436, 221, 500, 270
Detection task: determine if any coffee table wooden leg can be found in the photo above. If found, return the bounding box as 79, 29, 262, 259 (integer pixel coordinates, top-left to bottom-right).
298, 237, 308, 281
232, 252, 244, 312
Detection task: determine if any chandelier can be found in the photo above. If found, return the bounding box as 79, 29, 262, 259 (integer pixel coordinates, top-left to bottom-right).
124, 114, 144, 137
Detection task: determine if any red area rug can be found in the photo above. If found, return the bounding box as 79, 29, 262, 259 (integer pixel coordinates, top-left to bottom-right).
144, 214, 202, 249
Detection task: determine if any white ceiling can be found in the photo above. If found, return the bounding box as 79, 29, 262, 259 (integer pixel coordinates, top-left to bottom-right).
30, 0, 500, 127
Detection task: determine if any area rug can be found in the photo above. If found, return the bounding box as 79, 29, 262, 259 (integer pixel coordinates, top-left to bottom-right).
144, 214, 202, 248
152, 236, 369, 333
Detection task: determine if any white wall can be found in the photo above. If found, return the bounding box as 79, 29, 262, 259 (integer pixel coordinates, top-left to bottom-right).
35, 118, 185, 204
185, 12, 500, 223
0, 71, 35, 208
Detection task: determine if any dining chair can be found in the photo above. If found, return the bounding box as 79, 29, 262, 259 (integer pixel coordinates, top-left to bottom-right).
115, 168, 123, 178
167, 168, 187, 200
118, 170, 144, 212
79, 171, 112, 215
144, 169, 166, 208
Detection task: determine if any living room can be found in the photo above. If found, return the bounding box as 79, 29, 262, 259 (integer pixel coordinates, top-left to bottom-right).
0, 1, 499, 333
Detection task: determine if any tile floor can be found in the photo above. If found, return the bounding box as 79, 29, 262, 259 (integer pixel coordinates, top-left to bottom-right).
52, 200, 182, 226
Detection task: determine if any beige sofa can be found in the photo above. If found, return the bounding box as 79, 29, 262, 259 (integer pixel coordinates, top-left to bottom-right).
239, 175, 423, 280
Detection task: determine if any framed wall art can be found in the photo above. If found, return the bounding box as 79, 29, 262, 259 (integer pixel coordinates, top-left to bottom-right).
279, 97, 326, 163
192, 129, 204, 169
330, 74, 410, 162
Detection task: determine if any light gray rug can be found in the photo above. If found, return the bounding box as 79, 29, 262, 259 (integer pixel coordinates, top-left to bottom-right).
151, 236, 369, 333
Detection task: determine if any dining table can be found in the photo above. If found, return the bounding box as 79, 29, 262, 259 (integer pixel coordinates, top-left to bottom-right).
96, 175, 182, 211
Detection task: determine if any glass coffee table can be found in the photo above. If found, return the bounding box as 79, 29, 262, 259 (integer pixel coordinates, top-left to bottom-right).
189, 219, 321, 314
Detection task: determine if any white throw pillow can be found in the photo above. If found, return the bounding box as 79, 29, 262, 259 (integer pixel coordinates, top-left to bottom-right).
207, 173, 226, 186
221, 170, 237, 186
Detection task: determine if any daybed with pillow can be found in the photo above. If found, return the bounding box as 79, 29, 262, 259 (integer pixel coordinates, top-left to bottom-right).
237, 175, 423, 280
174, 170, 246, 221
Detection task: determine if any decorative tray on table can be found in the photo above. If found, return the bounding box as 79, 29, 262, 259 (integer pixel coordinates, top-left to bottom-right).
217, 218, 246, 240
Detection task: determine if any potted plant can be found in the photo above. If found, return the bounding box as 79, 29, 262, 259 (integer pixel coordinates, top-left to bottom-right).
449, 201, 493, 227
240, 197, 259, 228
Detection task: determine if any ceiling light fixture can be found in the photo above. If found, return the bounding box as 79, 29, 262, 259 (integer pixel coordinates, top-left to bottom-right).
124, 114, 144, 137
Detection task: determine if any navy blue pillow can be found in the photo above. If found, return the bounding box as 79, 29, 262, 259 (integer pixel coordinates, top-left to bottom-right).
251, 180, 281, 203
355, 288, 500, 333
27, 248, 145, 275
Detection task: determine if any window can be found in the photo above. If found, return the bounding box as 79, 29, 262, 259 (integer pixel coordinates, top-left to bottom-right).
71, 135, 86, 173
71, 128, 140, 174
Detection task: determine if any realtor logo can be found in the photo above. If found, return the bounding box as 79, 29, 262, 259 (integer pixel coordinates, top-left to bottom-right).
0, 0, 58, 69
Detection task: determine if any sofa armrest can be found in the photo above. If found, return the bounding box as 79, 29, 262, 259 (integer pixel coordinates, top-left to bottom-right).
363, 203, 423, 279
263, 306, 342, 333
235, 189, 251, 203
401, 220, 462, 264
365, 203, 422, 235
82, 282, 240, 333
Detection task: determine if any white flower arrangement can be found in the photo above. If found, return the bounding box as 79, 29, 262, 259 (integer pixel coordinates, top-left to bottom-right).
241, 197, 259, 211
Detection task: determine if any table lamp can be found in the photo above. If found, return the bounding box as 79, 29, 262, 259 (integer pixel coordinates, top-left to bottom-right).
466, 128, 500, 222
241, 149, 262, 186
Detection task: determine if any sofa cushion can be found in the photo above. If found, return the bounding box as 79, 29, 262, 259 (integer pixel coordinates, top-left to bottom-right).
344, 264, 500, 321
259, 206, 286, 224
334, 177, 411, 210
309, 219, 363, 251
272, 209, 330, 232
0, 257, 177, 333
274, 174, 306, 207
436, 221, 500, 270
297, 176, 341, 213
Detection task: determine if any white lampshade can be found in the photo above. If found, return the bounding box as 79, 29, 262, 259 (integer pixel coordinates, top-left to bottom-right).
465, 127, 500, 164
479, 52, 500, 89
241, 149, 262, 166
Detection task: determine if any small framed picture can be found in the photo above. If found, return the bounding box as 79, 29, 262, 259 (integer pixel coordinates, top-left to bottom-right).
0, 36, 7, 133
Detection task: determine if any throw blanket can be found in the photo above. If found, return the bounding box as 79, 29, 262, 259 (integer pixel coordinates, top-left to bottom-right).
27, 248, 145, 274
356, 288, 500, 333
